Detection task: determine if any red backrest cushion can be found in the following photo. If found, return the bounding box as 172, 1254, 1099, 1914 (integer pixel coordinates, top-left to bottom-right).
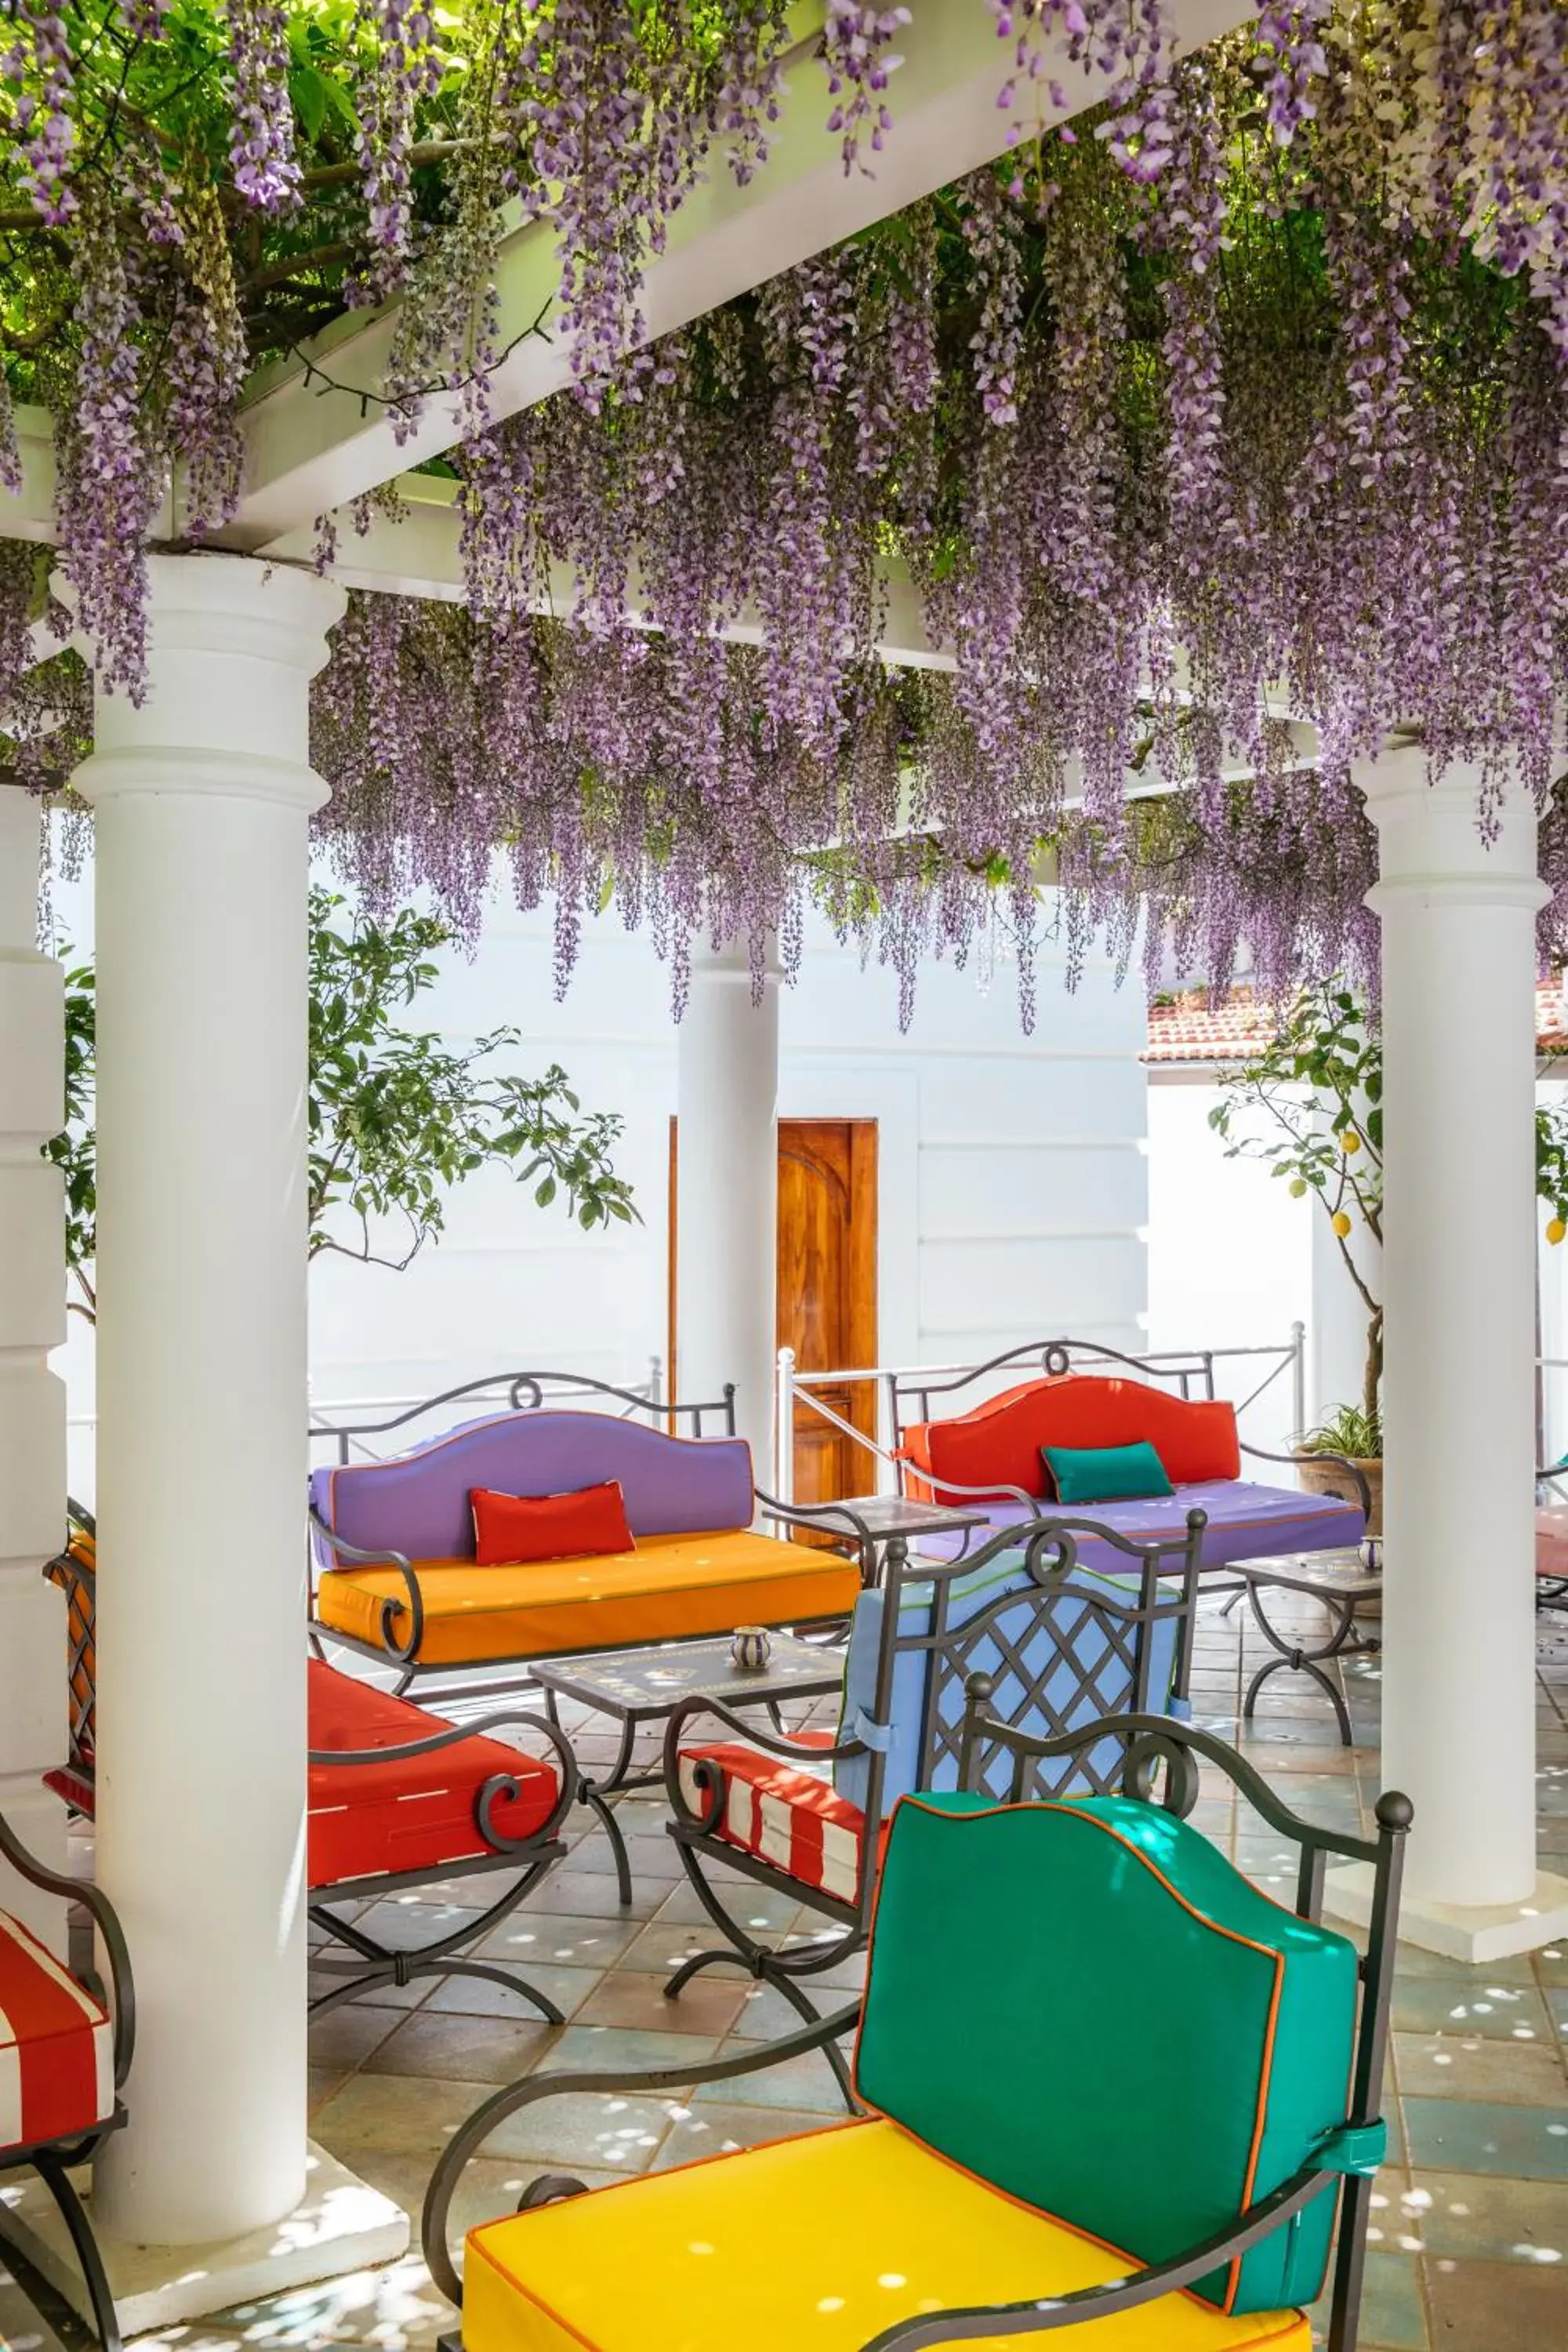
470, 1479, 635, 1566
901, 1377, 1240, 1503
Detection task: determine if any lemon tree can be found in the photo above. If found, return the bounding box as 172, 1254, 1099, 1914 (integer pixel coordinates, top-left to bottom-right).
1210, 982, 1568, 1447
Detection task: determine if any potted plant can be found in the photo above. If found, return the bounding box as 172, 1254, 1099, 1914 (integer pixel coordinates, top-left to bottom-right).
1210, 981, 1568, 1544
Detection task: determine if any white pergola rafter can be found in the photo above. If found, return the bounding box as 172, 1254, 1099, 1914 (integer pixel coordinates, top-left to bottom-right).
226, 0, 1250, 551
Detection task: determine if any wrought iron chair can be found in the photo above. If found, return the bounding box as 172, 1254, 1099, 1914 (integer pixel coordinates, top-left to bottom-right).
304, 1661, 581, 2016
657, 1512, 1204, 2100
0, 1809, 135, 2352
419, 1700, 1408, 2352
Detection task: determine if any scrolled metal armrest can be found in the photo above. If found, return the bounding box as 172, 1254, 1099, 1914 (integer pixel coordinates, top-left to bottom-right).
894, 1469, 1036, 1512
1243, 1439, 1372, 1519
662, 1690, 861, 1835
0, 1809, 135, 2091
309, 1506, 425, 1662
419, 2002, 862, 2307
309, 1707, 579, 1852
754, 1487, 877, 1569
858, 2161, 1339, 2347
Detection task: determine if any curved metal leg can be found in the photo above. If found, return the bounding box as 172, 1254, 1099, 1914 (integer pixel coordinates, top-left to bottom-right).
310, 1955, 564, 2023
1243, 1588, 1359, 1747
31, 2153, 122, 2352
752, 1957, 858, 2112
578, 1784, 634, 1908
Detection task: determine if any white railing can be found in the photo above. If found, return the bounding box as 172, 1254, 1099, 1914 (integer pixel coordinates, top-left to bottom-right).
772, 1327, 1309, 1507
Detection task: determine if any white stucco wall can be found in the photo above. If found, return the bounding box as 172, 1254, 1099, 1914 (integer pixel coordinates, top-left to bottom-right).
48, 854, 1152, 1497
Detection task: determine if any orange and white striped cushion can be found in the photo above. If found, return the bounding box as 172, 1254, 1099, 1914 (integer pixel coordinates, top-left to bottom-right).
0, 1911, 115, 2152
677, 1743, 879, 1904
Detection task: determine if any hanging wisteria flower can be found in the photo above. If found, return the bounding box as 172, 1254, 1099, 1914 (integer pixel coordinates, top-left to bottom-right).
822, 2, 910, 174
225, 0, 302, 212
354, 0, 444, 299
4, 0, 78, 220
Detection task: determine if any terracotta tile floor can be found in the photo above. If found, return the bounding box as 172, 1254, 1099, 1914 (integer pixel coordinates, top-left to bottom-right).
5, 1591, 1568, 2352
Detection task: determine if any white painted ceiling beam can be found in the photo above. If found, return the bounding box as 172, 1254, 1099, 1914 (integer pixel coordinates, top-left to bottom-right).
231, 0, 1251, 553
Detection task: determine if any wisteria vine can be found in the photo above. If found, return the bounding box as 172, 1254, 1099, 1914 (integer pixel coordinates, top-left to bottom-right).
7, 5, 1568, 1027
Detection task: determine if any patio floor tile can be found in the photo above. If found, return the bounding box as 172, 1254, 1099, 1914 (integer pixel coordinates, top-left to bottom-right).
361, 2008, 563, 2085
1421, 2256, 1568, 2346
1390, 1979, 1553, 2042
1392, 2031, 1568, 2105
1399, 2171, 1568, 2263
1401, 2097, 1568, 2180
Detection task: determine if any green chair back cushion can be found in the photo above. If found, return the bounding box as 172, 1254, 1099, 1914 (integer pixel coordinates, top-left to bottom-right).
855, 1792, 1360, 2316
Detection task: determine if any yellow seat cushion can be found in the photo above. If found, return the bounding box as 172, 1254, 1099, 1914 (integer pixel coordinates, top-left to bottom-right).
314, 1529, 859, 1664
463, 2116, 1312, 2352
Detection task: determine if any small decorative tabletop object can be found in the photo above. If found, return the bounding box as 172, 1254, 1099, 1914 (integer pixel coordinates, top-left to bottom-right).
731, 1626, 771, 1671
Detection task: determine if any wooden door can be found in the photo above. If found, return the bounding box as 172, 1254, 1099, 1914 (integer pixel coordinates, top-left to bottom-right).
667, 1119, 878, 1504
777, 1121, 879, 1508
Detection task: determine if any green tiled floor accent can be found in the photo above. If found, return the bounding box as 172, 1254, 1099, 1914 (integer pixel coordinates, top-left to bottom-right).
5, 1593, 1568, 2352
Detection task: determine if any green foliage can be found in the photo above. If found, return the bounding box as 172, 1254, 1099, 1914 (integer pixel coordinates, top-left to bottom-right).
1209, 979, 1568, 1446
48, 887, 638, 1316
42, 958, 96, 1318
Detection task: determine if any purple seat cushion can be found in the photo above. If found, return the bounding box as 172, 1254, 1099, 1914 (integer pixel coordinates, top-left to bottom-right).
311, 1411, 755, 1563
915, 1479, 1364, 1569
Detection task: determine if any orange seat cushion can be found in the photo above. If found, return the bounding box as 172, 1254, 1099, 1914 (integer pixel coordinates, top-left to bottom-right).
314, 1530, 859, 1665
307, 1661, 560, 1889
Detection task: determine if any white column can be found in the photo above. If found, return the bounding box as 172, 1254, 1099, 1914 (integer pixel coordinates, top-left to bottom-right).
69, 554, 344, 2245
1350, 746, 1565, 1947
677, 936, 779, 1482
0, 785, 69, 1948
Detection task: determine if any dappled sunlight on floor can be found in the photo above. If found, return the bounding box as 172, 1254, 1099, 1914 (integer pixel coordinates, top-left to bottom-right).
5, 1595, 1566, 2352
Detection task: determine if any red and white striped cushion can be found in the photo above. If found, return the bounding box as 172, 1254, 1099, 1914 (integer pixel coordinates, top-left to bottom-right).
677, 1742, 884, 1904
0, 1911, 114, 2153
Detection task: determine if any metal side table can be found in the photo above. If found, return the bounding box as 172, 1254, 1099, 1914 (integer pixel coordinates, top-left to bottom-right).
1234, 1548, 1381, 1747
531, 1635, 845, 1905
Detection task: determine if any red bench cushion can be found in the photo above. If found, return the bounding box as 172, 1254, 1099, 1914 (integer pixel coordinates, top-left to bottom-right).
307, 1661, 559, 1891
902, 1375, 1240, 1504
0, 1911, 114, 2154
677, 1740, 888, 1904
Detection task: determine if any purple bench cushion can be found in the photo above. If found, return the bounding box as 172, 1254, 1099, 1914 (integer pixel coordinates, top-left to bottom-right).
311, 1411, 756, 1563
914, 1479, 1364, 1569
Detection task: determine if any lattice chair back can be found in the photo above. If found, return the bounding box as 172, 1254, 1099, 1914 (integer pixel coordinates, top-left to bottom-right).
832, 1512, 1203, 1828
44, 1501, 96, 1791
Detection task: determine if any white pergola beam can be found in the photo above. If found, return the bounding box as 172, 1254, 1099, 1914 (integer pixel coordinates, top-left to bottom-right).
233, 0, 1250, 552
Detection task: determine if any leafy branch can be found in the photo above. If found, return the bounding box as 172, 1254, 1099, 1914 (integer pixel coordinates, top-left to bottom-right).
45, 888, 639, 1316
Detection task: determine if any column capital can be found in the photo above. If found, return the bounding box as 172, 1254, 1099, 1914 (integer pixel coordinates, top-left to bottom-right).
58, 552, 346, 808
1355, 742, 1548, 912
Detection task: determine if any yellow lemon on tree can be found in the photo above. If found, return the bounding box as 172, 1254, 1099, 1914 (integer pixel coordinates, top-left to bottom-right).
1340, 1131, 1361, 1154
1331, 1210, 1352, 1239
1549, 1218, 1566, 1247
1289, 1178, 1308, 1198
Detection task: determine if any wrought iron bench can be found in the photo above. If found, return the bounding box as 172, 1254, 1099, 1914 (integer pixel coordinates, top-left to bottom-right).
309, 1372, 866, 1700
656, 1512, 1204, 2100
0, 1806, 134, 2352
887, 1338, 1370, 1571
418, 1699, 1409, 2352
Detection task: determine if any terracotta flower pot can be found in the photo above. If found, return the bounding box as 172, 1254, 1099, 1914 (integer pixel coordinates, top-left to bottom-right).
1294, 1450, 1383, 1541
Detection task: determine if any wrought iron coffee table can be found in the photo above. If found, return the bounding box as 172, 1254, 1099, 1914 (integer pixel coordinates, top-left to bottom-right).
758, 1492, 989, 1573
531, 1635, 846, 1905
1232, 1548, 1381, 1747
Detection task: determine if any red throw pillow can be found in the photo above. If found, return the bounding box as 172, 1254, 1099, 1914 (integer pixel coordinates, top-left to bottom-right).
470, 1481, 634, 1567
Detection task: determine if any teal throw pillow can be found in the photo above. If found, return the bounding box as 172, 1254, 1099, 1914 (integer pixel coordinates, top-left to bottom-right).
1040, 1438, 1174, 1504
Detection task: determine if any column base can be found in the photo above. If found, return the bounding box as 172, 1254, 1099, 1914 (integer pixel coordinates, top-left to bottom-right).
1, 2141, 409, 2336
1324, 1861, 1568, 1963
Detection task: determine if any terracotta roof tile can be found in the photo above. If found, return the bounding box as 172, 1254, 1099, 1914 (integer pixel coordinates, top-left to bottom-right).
1145, 982, 1568, 1065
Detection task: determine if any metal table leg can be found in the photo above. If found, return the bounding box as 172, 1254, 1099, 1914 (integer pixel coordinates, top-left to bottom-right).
1243, 1584, 1378, 1748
